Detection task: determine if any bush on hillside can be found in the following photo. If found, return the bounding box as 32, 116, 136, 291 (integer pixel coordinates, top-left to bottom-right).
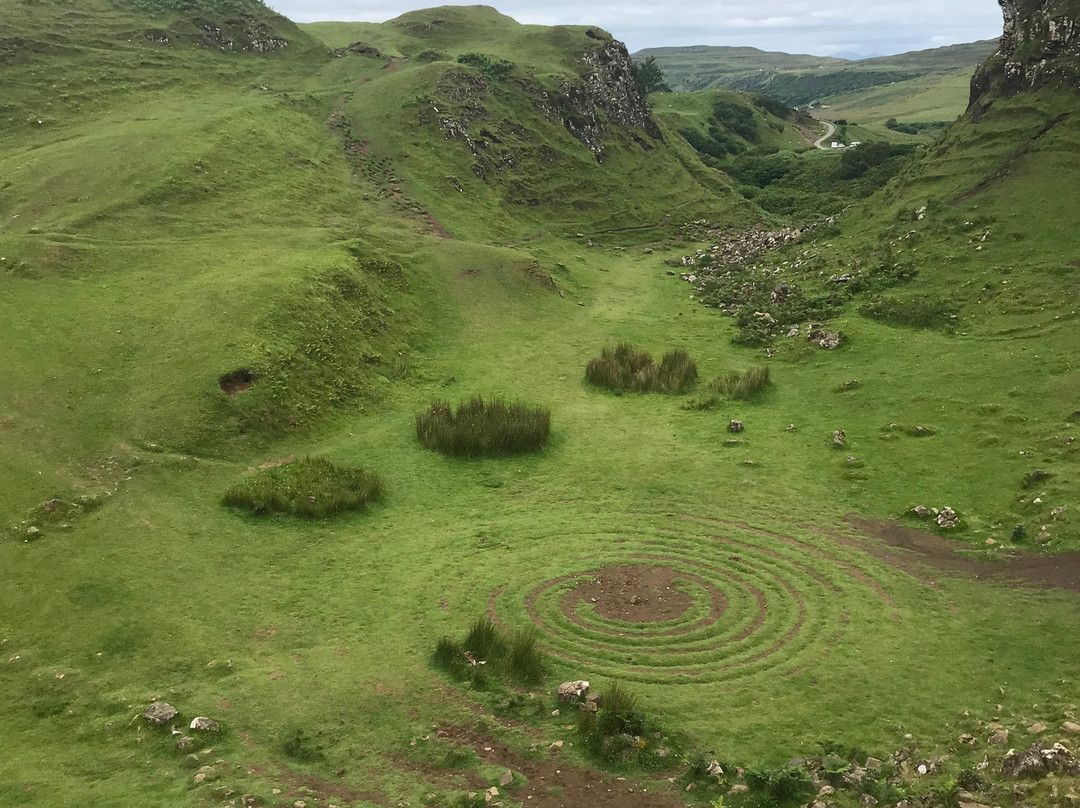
689, 367, 771, 410
416, 396, 550, 457
457, 53, 515, 81
585, 343, 697, 394
223, 456, 383, 518
577, 681, 674, 768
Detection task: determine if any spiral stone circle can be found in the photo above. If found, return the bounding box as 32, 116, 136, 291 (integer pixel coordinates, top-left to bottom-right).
487, 511, 897, 685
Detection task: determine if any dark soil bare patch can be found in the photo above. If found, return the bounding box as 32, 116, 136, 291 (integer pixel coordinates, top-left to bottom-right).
845, 516, 1080, 592
565, 565, 693, 623
219, 368, 256, 395
424, 213, 452, 238
251, 764, 384, 806
420, 725, 683, 808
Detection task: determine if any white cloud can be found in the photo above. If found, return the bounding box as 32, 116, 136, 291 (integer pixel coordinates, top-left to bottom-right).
269, 0, 1003, 55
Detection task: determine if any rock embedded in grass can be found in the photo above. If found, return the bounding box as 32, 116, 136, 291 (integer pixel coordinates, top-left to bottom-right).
190, 716, 219, 731
142, 701, 178, 726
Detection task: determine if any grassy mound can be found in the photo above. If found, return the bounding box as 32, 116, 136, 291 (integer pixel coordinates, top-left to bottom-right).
585, 343, 698, 394
416, 396, 550, 457
689, 366, 771, 409
223, 456, 383, 518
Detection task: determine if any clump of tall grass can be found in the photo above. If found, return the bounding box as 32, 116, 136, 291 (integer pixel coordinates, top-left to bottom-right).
222, 456, 383, 518
688, 367, 771, 410
416, 396, 550, 457
585, 343, 697, 394
432, 617, 546, 686
577, 680, 673, 768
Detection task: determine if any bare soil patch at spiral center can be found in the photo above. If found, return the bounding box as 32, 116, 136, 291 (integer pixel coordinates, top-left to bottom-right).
565, 565, 693, 623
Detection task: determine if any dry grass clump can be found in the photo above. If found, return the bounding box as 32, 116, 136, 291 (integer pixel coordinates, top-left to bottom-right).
689, 367, 771, 410
416, 396, 550, 457
585, 343, 697, 394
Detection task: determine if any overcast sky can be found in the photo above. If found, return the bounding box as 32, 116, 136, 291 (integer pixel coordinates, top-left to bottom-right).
266, 1, 1004, 57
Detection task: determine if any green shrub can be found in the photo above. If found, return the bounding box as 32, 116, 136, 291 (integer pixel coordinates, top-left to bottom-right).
416, 396, 550, 458
585, 343, 697, 394
457, 53, 515, 81
746, 765, 813, 804
577, 681, 672, 768
690, 367, 771, 409
223, 456, 383, 518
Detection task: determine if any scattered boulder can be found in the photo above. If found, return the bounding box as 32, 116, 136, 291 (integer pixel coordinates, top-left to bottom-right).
1051, 506, 1067, 519
728, 784, 749, 795
728, 420, 744, 433
706, 760, 724, 777
176, 735, 194, 750
809, 329, 841, 349
584, 692, 603, 709
1065, 721, 1080, 734
937, 507, 960, 528
1028, 722, 1048, 734
557, 680, 589, 704
1002, 742, 1080, 778
832, 429, 846, 448
911, 505, 932, 519
959, 733, 977, 745
484, 786, 499, 804
189, 716, 219, 732
498, 769, 513, 787
860, 794, 878, 808
988, 728, 1009, 745
549, 740, 564, 753
143, 702, 179, 726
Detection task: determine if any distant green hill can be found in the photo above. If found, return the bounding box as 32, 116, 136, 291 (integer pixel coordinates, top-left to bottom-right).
635, 39, 1000, 105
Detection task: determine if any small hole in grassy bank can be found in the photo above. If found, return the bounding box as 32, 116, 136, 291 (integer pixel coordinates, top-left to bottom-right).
219, 368, 256, 395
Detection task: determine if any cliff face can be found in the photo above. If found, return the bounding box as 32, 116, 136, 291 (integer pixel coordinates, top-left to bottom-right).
970, 0, 1080, 109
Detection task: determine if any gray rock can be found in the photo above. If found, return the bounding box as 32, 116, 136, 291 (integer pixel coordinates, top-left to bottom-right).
1002, 744, 1050, 778
143, 701, 179, 726
706, 760, 724, 777
498, 770, 513, 787
176, 735, 194, 750
728, 420, 744, 433
859, 794, 878, 808
1065, 721, 1080, 734
189, 716, 219, 732
557, 680, 589, 704
1027, 722, 1047, 734
911, 505, 932, 519
832, 429, 846, 447
937, 507, 960, 528
959, 733, 977, 745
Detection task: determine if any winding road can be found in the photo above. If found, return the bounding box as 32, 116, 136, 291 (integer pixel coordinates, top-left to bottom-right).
814, 120, 837, 150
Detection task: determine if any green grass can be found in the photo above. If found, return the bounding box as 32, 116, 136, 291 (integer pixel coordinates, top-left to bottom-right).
222, 456, 383, 517
415, 396, 551, 457
4, 3, 1080, 808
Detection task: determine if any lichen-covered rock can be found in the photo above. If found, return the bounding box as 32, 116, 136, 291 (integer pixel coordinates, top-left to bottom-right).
557, 680, 589, 704
970, 0, 1080, 109
189, 716, 219, 732
1002, 742, 1080, 777
142, 701, 178, 726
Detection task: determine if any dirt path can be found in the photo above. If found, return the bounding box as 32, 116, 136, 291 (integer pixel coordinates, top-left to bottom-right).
814, 120, 837, 150
846, 517, 1080, 592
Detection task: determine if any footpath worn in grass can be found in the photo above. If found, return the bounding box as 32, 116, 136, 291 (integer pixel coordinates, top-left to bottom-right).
2, 3, 1080, 808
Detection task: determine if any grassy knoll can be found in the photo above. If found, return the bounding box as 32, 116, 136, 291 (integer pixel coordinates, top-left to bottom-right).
2, 3, 1080, 808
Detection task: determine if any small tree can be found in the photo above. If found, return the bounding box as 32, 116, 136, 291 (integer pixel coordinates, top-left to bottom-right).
631, 55, 671, 94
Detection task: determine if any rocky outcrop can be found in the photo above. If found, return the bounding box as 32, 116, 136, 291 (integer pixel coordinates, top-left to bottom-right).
970, 0, 1080, 109
187, 16, 289, 53
534, 40, 662, 161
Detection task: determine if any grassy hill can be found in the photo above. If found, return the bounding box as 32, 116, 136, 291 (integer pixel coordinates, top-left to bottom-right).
3, 3, 1080, 808
637, 40, 1000, 105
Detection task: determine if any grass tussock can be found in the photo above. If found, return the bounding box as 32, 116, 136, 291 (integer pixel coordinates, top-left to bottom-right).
416, 396, 550, 458
585, 343, 698, 394
689, 366, 771, 410
433, 617, 547, 686
223, 456, 383, 518
577, 680, 674, 768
